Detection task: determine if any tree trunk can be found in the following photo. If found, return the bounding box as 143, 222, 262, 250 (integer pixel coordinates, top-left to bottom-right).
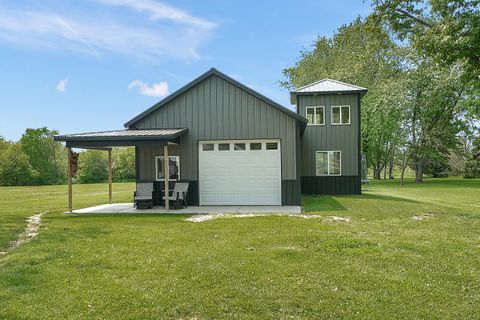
389, 158, 394, 179
383, 166, 387, 180
373, 165, 383, 180
414, 162, 423, 183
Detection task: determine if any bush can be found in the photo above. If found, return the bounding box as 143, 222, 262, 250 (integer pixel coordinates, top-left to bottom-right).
77, 150, 108, 183
463, 159, 480, 178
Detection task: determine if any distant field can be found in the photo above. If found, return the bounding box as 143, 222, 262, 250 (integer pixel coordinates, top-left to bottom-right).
0, 178, 479, 319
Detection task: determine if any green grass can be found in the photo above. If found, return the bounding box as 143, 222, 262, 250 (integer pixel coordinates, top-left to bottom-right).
0, 178, 479, 319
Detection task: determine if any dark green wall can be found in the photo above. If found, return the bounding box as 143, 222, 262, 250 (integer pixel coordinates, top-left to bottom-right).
298, 93, 360, 177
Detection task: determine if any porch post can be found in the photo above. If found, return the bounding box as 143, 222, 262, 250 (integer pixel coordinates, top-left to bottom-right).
67, 147, 72, 213
108, 149, 112, 204
164, 144, 169, 210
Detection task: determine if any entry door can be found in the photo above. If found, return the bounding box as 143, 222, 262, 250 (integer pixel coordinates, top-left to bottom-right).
199, 140, 281, 205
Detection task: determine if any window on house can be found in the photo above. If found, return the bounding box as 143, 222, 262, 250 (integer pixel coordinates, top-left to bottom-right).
218, 143, 230, 151
266, 142, 278, 150
250, 143, 262, 150
316, 151, 341, 175
155, 156, 180, 180
202, 144, 214, 151
331, 106, 350, 124
306, 106, 325, 125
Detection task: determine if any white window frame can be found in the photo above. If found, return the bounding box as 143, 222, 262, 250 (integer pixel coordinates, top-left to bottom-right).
306, 106, 325, 125
315, 151, 342, 176
155, 156, 180, 181
331, 105, 351, 125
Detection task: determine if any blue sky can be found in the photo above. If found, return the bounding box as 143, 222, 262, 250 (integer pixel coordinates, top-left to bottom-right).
0, 0, 371, 141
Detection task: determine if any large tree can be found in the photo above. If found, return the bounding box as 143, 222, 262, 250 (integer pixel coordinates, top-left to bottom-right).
19, 127, 67, 185
403, 56, 468, 182
372, 0, 480, 90
112, 147, 135, 182
0, 144, 38, 186
77, 150, 108, 183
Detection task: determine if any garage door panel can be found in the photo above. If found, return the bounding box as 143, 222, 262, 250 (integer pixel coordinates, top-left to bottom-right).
199, 140, 281, 205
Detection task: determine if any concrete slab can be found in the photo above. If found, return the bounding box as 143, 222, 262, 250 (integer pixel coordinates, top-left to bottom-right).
70, 203, 301, 215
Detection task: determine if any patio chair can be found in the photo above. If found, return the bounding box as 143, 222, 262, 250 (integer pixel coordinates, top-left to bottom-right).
134, 182, 154, 209
163, 182, 189, 210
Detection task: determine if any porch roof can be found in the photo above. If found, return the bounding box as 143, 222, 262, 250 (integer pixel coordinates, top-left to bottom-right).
54, 128, 187, 148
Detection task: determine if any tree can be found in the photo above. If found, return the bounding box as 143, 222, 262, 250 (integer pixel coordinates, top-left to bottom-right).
19, 127, 67, 185
362, 77, 408, 179
0, 144, 38, 186
112, 148, 135, 182
372, 0, 480, 89
464, 134, 480, 178
403, 56, 468, 182
77, 150, 108, 183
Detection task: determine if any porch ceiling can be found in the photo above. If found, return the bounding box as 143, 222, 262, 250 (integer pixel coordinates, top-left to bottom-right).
54, 128, 187, 148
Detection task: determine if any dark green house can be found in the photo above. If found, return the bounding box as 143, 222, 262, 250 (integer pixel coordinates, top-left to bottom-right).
55, 68, 367, 207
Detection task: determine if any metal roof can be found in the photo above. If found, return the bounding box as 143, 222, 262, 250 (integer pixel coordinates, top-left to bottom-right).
124, 68, 308, 128
54, 128, 187, 142
293, 78, 367, 94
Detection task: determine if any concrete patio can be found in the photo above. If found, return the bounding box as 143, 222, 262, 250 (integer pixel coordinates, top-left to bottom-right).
70, 203, 302, 214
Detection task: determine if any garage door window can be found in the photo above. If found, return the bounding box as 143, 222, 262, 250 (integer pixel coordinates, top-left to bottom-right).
234, 143, 246, 150
266, 142, 278, 150
219, 143, 230, 151
202, 144, 214, 151
250, 143, 262, 150
316, 151, 341, 176
155, 156, 180, 181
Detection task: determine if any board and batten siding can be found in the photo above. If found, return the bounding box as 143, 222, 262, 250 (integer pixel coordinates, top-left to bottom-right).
132, 74, 298, 182
298, 93, 359, 176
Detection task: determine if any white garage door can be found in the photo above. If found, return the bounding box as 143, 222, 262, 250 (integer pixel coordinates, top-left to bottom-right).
199, 140, 281, 205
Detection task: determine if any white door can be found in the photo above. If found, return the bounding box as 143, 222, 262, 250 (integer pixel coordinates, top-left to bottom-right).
199, 140, 282, 205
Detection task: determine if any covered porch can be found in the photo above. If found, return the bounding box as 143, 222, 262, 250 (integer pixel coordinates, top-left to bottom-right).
54, 128, 188, 212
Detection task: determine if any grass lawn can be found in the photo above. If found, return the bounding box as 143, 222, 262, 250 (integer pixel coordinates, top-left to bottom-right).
0, 178, 479, 319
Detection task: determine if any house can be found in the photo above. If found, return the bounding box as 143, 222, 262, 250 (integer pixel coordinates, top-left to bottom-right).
55, 68, 366, 209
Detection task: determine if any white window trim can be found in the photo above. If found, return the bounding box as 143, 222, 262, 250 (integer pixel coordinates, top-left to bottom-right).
155, 155, 180, 181
315, 151, 342, 176
306, 106, 325, 126
331, 105, 351, 125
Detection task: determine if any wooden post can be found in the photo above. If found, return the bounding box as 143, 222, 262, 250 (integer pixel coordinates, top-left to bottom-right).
164, 144, 169, 210
108, 149, 112, 205
67, 147, 72, 213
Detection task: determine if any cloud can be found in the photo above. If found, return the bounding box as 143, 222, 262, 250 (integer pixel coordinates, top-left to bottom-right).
0, 2, 216, 60
56, 79, 68, 93
128, 80, 169, 97
96, 0, 216, 29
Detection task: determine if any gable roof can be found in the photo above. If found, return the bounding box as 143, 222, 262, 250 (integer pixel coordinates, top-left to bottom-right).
293, 78, 367, 94
124, 68, 307, 128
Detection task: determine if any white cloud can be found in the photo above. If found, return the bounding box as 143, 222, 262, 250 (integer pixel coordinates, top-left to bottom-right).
128, 80, 169, 97
96, 0, 216, 29
0, 2, 216, 60
56, 79, 68, 93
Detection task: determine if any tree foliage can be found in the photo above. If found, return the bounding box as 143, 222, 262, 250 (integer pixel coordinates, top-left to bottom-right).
371, 0, 480, 90
19, 127, 67, 185
112, 148, 135, 182
0, 144, 38, 186
77, 150, 108, 183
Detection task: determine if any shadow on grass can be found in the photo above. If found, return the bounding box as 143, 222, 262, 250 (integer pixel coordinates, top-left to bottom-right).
302, 196, 347, 212
356, 192, 419, 203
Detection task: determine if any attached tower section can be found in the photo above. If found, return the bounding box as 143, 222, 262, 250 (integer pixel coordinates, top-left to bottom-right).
291, 79, 367, 195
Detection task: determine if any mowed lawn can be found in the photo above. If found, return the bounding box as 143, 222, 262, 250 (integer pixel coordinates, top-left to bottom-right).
0, 178, 479, 319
